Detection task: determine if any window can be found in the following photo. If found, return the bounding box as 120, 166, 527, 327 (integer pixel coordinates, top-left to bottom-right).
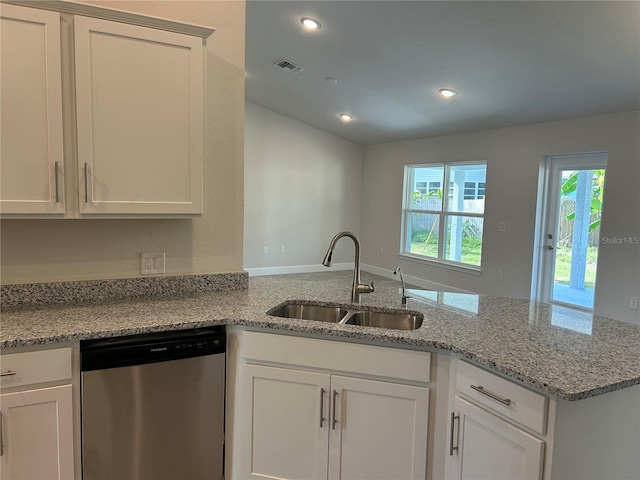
402, 162, 487, 268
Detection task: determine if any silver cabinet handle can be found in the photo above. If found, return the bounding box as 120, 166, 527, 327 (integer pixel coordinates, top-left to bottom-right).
54, 161, 60, 203
470, 384, 512, 406
331, 390, 338, 430
0, 411, 4, 457
319, 388, 326, 428
84, 163, 89, 203
0, 371, 17, 377
449, 412, 459, 456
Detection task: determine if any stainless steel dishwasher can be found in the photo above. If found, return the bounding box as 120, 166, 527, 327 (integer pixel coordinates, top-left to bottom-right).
80, 326, 225, 480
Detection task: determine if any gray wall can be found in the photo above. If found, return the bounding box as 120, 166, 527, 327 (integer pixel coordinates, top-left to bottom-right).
243, 102, 364, 273
361, 111, 640, 324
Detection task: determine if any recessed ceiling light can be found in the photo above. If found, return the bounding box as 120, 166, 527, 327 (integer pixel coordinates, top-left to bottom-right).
439, 88, 457, 97
301, 17, 321, 30
339, 113, 353, 121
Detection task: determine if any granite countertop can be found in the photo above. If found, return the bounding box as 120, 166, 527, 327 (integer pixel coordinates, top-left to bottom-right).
2, 271, 639, 401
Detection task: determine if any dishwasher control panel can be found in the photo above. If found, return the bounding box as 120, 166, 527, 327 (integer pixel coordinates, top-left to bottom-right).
81, 325, 225, 371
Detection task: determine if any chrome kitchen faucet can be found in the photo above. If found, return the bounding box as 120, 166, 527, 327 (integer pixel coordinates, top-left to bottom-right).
322, 231, 374, 303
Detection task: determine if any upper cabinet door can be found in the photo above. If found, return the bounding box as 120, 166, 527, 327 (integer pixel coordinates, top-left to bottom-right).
0, 4, 65, 215
74, 16, 204, 216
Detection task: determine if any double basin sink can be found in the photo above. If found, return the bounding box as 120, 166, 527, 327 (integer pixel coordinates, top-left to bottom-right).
267, 302, 423, 331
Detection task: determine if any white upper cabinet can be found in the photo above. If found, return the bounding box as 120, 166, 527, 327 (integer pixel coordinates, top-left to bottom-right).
0, 1, 213, 218
74, 16, 204, 216
0, 4, 65, 215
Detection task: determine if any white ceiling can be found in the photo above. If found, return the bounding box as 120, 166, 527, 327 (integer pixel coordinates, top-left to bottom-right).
245, 1, 640, 145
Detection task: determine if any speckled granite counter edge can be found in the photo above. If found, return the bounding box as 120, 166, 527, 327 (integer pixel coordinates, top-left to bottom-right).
0, 272, 248, 308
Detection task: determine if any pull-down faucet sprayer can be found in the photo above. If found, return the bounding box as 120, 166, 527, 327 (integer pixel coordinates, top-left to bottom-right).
323, 231, 374, 303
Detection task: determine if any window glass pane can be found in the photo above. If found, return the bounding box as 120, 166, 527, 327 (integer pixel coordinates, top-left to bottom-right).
407, 213, 439, 258
444, 216, 483, 266
411, 166, 444, 210
415, 181, 428, 194
446, 164, 486, 213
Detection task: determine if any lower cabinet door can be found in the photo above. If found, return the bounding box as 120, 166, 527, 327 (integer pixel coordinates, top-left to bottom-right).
0, 385, 74, 480
239, 364, 330, 480
448, 396, 544, 480
328, 376, 429, 480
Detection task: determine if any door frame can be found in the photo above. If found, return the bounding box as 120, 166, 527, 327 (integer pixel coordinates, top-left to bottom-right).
531, 151, 608, 308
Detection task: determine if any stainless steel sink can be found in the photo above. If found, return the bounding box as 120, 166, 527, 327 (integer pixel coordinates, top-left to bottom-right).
345, 310, 423, 330
267, 302, 423, 330
267, 304, 349, 323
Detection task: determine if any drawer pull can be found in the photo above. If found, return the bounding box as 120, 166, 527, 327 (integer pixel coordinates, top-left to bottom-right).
0, 371, 17, 377
470, 384, 511, 405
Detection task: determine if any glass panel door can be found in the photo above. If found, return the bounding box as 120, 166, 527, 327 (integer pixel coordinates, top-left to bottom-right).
537, 154, 607, 310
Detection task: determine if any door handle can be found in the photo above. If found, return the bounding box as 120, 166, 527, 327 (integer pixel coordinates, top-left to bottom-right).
54, 161, 60, 203
449, 412, 459, 456
84, 163, 89, 203
319, 388, 326, 428
1, 411, 4, 457
331, 390, 338, 430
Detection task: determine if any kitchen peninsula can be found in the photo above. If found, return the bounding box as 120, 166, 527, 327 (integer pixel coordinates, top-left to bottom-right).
2, 271, 639, 479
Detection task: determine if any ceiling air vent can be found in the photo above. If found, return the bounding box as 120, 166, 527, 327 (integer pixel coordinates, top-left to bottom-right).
274, 59, 304, 74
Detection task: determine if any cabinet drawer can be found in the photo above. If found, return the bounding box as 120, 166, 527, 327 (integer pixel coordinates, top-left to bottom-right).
243, 331, 431, 383
1, 348, 72, 389
456, 360, 548, 434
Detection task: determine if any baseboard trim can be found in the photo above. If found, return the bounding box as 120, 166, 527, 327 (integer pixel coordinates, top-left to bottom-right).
246, 262, 469, 293
245, 263, 353, 277
361, 263, 471, 293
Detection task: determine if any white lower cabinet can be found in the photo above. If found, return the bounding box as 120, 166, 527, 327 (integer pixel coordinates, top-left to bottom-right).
0, 385, 74, 480
446, 359, 549, 480
328, 375, 429, 480
234, 331, 431, 480
0, 347, 75, 480
241, 365, 330, 480
448, 396, 544, 480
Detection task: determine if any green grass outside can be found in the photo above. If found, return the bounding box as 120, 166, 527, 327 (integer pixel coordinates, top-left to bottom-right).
554, 245, 598, 289
411, 235, 598, 284
410, 235, 482, 266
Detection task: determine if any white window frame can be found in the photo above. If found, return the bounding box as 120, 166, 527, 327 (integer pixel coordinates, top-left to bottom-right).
400, 161, 486, 272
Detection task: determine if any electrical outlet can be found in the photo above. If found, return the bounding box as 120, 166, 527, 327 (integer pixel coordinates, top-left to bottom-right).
141, 252, 165, 275
263, 246, 269, 254
379, 247, 384, 255
497, 270, 503, 281
497, 221, 506, 232
630, 297, 639, 310
280, 245, 286, 254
